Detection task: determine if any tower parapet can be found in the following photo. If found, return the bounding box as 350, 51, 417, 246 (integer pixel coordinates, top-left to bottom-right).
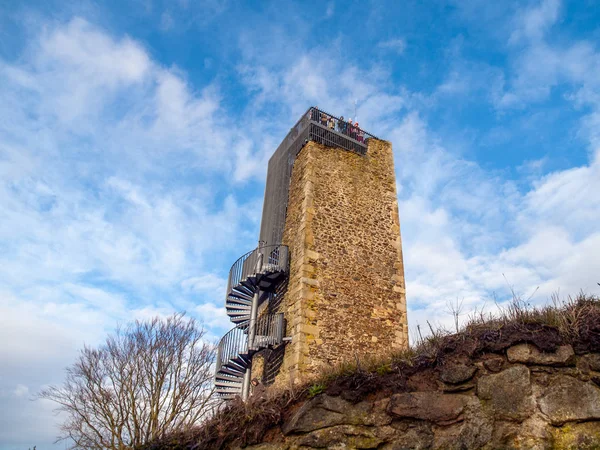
214, 107, 408, 399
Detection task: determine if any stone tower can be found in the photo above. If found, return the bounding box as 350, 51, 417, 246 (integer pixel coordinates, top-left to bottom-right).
214, 107, 408, 399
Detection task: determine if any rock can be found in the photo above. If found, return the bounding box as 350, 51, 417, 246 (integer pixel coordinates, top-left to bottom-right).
282, 395, 391, 435
442, 382, 475, 393
482, 355, 505, 373
440, 364, 477, 384
538, 375, 600, 425
243, 444, 288, 450
491, 416, 551, 450
379, 422, 434, 450
296, 425, 383, 449
283, 395, 349, 434
432, 398, 493, 450
577, 353, 600, 373
388, 392, 470, 423
551, 421, 600, 449
507, 343, 575, 366
477, 365, 535, 420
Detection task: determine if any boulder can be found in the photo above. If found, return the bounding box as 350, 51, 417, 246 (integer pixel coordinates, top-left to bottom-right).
538, 375, 600, 425
388, 392, 469, 423
577, 353, 600, 373
379, 422, 433, 450
551, 421, 600, 449
482, 355, 505, 373
282, 395, 348, 434
282, 395, 391, 435
491, 416, 551, 450
440, 364, 477, 384
296, 425, 383, 449
477, 365, 535, 420
432, 398, 493, 449
507, 343, 575, 366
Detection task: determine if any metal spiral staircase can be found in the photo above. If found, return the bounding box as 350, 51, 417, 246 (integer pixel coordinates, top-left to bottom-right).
215, 245, 289, 400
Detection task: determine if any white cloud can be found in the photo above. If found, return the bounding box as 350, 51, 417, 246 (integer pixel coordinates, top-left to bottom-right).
0, 18, 264, 446
509, 0, 560, 43
378, 38, 406, 54
13, 384, 29, 398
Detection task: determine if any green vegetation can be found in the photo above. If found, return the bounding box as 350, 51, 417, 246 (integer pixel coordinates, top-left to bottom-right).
307, 383, 325, 397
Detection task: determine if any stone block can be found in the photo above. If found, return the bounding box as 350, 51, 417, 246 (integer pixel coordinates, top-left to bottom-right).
477, 365, 535, 420
507, 343, 575, 366
388, 392, 470, 423
300, 277, 319, 287
538, 375, 600, 425
440, 363, 477, 384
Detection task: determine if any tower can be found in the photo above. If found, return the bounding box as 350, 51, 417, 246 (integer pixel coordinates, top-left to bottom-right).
215, 107, 408, 399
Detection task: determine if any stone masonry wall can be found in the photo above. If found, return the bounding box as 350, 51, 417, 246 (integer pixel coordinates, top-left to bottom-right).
272, 139, 408, 386
243, 344, 600, 449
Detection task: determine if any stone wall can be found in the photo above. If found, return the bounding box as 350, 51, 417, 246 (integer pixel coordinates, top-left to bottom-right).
244, 344, 600, 449
270, 139, 408, 387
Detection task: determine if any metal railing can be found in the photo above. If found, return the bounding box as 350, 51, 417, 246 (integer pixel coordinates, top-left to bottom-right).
250, 312, 286, 351
215, 313, 285, 374
216, 323, 249, 374
286, 106, 377, 157
226, 245, 289, 300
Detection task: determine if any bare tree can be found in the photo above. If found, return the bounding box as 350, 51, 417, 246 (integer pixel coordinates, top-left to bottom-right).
39, 313, 216, 449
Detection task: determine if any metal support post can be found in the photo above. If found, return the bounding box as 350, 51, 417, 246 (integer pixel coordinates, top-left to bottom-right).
242, 366, 251, 401
242, 251, 263, 401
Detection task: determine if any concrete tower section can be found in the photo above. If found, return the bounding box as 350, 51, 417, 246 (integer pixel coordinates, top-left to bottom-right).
269, 137, 408, 386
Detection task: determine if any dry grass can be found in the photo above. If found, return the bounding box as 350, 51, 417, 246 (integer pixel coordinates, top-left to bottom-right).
142, 292, 600, 450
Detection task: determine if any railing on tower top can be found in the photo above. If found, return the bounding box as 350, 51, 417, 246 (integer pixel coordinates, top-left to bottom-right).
282, 107, 378, 158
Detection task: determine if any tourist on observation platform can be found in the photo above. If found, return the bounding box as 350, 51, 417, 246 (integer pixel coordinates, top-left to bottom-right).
311, 107, 320, 122
328, 115, 335, 130
357, 127, 364, 142
347, 118, 355, 139
321, 114, 329, 127
338, 116, 346, 133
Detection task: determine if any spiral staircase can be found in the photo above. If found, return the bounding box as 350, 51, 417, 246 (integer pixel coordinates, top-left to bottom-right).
215, 245, 289, 400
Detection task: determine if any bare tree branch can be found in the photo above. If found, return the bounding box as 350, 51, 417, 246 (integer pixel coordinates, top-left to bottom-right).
38, 313, 216, 449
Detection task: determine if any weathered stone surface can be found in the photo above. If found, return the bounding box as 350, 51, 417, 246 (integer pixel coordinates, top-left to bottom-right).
388, 392, 469, 422
578, 353, 600, 373
296, 425, 383, 449
283, 395, 349, 434
241, 354, 600, 450
482, 355, 505, 373
477, 365, 535, 420
244, 444, 288, 450
380, 422, 434, 450
442, 382, 475, 393
551, 421, 600, 449
283, 395, 391, 435
507, 344, 575, 366
538, 375, 600, 425
432, 398, 492, 450
440, 364, 477, 384
275, 140, 409, 387
490, 416, 551, 450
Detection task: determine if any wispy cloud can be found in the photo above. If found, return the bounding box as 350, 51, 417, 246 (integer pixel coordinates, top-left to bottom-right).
377, 38, 406, 54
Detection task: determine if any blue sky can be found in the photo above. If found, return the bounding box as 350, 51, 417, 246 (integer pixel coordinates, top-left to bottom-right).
1, 0, 600, 447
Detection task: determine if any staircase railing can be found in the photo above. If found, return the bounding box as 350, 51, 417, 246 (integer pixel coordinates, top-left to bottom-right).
216, 313, 285, 375
216, 323, 249, 375
226, 245, 289, 303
